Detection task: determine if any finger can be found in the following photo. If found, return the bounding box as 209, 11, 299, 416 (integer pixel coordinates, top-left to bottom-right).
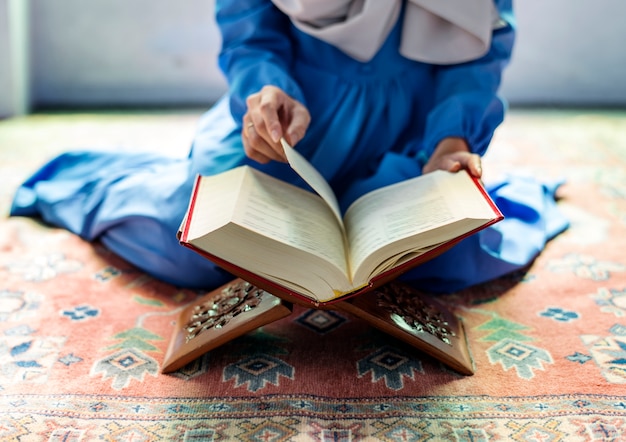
445, 159, 463, 173
243, 122, 286, 164
422, 157, 458, 174
285, 105, 311, 146
469, 154, 483, 178
245, 91, 278, 144
245, 148, 273, 164
242, 130, 272, 164
454, 152, 482, 177
244, 108, 284, 162
244, 147, 272, 164
258, 87, 284, 143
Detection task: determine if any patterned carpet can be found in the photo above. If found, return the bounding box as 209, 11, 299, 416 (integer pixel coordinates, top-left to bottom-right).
1, 109, 626, 440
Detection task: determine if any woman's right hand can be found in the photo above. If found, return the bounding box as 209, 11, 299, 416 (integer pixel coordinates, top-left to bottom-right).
242, 85, 311, 163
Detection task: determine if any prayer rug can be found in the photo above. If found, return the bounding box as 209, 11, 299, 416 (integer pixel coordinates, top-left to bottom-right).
1, 109, 626, 440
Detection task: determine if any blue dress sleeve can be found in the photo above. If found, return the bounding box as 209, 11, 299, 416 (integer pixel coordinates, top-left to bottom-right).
421, 0, 516, 158
216, 0, 306, 123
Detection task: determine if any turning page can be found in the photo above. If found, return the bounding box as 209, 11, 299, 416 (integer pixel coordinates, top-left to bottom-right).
281, 138, 344, 229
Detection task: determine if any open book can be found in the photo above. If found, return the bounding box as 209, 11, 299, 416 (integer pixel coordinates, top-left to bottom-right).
179, 140, 503, 306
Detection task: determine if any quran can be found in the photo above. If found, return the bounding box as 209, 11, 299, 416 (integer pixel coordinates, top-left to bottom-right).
178, 140, 502, 306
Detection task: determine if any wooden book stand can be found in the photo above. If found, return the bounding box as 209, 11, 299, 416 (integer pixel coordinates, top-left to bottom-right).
162, 279, 474, 375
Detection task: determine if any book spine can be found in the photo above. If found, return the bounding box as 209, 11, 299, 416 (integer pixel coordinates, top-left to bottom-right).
179, 174, 203, 243
179, 241, 350, 308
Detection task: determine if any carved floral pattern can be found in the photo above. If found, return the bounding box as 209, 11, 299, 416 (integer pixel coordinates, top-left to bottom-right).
376, 283, 456, 345
185, 281, 264, 342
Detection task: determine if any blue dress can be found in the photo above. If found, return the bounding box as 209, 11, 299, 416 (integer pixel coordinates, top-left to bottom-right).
10, 0, 568, 293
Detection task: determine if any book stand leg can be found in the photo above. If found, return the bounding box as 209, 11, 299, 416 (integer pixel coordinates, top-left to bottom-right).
162, 279, 474, 375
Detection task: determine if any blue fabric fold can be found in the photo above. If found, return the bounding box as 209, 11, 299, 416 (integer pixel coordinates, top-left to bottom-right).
400, 174, 569, 292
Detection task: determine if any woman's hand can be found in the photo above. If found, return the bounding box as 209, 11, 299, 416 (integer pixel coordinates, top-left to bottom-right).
242, 85, 311, 163
422, 137, 482, 178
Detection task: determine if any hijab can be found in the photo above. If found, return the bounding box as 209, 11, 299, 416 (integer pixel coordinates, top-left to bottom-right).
270, 0, 505, 64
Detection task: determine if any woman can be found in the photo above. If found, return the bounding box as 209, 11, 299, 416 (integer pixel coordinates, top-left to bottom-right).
10, 0, 568, 293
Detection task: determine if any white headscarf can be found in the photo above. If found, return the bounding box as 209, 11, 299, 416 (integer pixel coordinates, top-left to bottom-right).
270, 0, 505, 64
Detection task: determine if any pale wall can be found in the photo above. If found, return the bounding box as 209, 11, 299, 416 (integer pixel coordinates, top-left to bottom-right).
0, 1, 12, 117
7, 0, 626, 111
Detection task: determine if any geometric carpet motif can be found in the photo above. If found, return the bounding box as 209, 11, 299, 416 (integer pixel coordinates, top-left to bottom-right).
2, 110, 626, 440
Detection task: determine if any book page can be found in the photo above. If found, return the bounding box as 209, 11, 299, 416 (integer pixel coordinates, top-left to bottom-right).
184, 167, 247, 241
281, 138, 344, 229
343, 170, 495, 280
232, 167, 349, 275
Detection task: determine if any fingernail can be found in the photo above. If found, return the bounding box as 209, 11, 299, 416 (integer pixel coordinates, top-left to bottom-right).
271, 130, 280, 142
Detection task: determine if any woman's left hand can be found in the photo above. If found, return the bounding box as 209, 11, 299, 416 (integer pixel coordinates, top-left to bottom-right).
422, 137, 482, 178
